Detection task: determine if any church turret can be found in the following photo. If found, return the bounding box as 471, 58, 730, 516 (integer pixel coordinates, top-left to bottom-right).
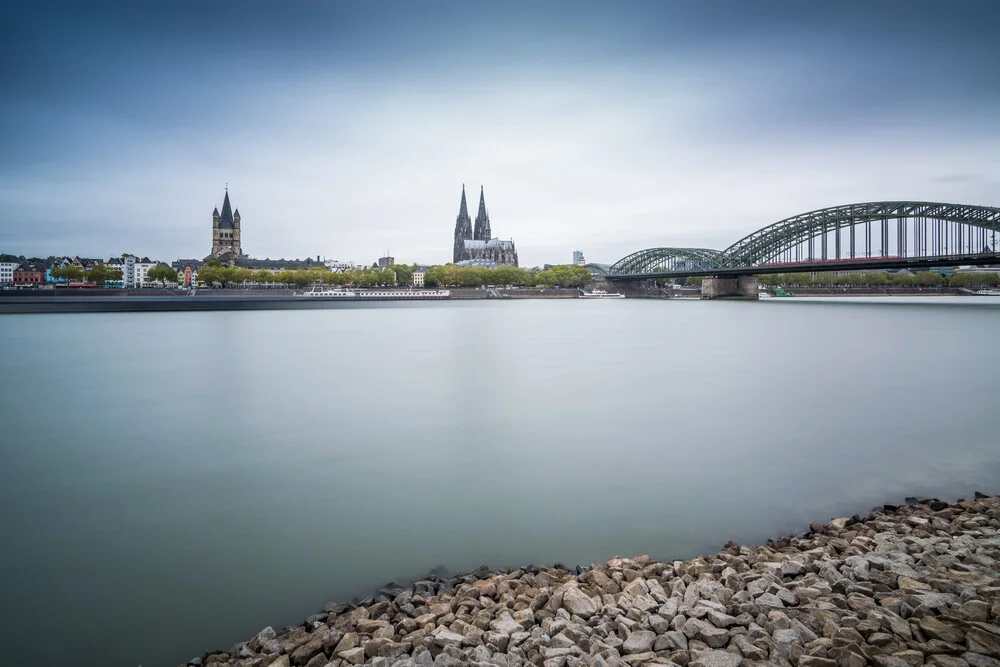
453, 184, 473, 263
474, 185, 492, 241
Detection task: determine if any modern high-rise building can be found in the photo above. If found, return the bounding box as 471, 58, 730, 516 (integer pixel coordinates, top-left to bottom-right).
573, 250, 585, 266
452, 185, 518, 266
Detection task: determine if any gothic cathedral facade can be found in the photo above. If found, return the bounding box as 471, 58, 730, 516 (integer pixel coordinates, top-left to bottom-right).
452, 185, 518, 266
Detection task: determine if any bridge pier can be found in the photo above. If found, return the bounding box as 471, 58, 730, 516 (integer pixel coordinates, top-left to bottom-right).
701, 275, 758, 300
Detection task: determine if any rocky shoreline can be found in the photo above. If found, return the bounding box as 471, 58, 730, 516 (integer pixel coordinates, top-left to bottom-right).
184, 495, 1000, 667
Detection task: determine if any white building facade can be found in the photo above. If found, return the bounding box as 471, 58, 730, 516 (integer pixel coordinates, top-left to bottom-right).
0, 258, 18, 283
122, 255, 136, 288
135, 259, 158, 287
412, 268, 426, 287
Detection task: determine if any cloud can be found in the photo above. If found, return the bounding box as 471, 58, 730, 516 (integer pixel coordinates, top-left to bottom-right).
1, 2, 998, 266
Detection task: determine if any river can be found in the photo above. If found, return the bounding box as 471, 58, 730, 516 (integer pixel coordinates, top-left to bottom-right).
1, 297, 998, 667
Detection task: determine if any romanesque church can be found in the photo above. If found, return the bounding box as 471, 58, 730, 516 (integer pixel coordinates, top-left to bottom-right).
453, 185, 518, 267
208, 189, 242, 264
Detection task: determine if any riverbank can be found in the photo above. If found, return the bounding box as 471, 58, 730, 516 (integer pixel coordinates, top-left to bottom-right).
184, 494, 1000, 667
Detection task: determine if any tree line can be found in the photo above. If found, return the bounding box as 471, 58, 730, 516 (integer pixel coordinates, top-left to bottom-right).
757, 271, 1000, 288
195, 264, 401, 288
423, 264, 592, 288
49, 264, 125, 285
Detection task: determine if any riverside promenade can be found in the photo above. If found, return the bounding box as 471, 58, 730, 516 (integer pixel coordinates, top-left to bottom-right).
183, 495, 1000, 667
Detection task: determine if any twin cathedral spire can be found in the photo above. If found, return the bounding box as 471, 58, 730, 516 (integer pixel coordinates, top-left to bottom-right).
452, 185, 518, 266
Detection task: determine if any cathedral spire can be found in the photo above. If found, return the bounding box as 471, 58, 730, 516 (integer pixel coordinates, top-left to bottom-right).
474, 185, 492, 241
459, 184, 469, 219
453, 184, 473, 263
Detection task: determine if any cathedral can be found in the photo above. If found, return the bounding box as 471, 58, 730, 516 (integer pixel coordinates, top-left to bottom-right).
207, 188, 243, 264
453, 185, 518, 266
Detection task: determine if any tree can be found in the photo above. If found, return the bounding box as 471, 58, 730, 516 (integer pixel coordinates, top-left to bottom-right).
51, 265, 84, 282
393, 264, 414, 286
146, 266, 178, 284
86, 263, 120, 286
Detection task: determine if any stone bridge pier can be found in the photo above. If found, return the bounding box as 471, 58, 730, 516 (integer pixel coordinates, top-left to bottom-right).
701, 275, 759, 300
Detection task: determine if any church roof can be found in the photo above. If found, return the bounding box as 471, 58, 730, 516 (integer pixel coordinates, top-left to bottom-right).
213, 207, 220, 217
234, 208, 240, 218
219, 191, 235, 229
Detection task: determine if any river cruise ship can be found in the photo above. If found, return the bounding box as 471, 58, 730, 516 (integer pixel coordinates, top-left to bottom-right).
301, 288, 451, 300
580, 289, 625, 299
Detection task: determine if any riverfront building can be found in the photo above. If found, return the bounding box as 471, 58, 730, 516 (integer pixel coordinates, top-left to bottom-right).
452, 185, 518, 266
0, 255, 19, 283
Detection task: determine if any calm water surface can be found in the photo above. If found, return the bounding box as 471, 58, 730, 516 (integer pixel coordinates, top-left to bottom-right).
1, 298, 998, 667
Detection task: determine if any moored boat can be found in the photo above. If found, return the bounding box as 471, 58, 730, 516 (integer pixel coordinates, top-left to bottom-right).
301, 287, 451, 300
580, 289, 625, 299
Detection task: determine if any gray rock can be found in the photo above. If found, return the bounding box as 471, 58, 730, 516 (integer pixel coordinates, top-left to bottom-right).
731, 634, 767, 660
434, 630, 466, 648
756, 593, 784, 609
339, 647, 365, 665
689, 649, 742, 667
622, 630, 655, 654
695, 625, 730, 649
562, 589, 599, 620
968, 625, 1000, 658
707, 610, 739, 628
799, 658, 838, 667
926, 656, 970, 667
918, 616, 966, 644
963, 652, 1000, 667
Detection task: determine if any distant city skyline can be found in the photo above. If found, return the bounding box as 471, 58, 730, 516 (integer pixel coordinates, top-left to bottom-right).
2, 1, 998, 267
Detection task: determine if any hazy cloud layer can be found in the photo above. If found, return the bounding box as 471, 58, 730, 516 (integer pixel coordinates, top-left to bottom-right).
2, 1, 998, 266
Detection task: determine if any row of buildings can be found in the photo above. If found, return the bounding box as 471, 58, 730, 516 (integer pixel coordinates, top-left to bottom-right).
4, 185, 539, 289
0, 254, 168, 288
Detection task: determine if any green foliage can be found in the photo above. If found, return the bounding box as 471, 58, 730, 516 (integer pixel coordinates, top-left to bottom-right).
393, 264, 414, 286
146, 266, 178, 284
948, 272, 1000, 288
756, 270, 998, 288
533, 265, 593, 288
85, 263, 121, 286
50, 265, 84, 282
423, 264, 535, 287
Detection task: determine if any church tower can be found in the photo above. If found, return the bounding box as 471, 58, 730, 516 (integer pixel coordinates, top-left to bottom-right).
474, 185, 492, 241
210, 188, 243, 265
453, 184, 473, 263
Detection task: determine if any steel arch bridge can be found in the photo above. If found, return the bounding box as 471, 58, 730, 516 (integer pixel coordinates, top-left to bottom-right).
608, 201, 1000, 279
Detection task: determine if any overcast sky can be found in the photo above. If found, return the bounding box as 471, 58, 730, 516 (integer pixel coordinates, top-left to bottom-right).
2, 1, 998, 267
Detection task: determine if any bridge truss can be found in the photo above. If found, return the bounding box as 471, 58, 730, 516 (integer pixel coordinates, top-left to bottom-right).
608, 202, 1000, 279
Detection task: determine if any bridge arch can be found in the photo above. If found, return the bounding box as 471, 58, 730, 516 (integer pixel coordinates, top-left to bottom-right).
608, 201, 1000, 277
608, 248, 723, 276
719, 201, 1000, 268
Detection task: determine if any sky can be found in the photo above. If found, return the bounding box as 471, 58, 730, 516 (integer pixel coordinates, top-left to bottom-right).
1, 1, 999, 267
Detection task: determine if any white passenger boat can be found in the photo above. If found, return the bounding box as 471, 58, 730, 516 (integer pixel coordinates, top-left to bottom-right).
580, 289, 625, 299
758, 288, 773, 298
974, 289, 1000, 296
301, 288, 451, 300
